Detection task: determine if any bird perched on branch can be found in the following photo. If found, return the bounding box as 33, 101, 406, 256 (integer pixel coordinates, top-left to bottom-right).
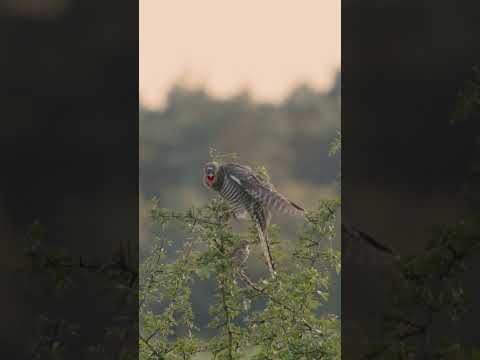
203, 161, 305, 277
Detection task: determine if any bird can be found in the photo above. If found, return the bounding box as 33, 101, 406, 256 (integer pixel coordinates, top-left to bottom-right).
203, 161, 305, 277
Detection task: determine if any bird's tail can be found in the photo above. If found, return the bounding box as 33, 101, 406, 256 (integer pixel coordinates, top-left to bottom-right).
256, 223, 276, 278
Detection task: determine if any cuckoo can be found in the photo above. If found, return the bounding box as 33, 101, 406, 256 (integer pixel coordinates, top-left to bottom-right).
203, 161, 304, 277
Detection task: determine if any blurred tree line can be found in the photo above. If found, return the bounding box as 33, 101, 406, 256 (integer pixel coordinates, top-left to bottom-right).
140, 73, 340, 213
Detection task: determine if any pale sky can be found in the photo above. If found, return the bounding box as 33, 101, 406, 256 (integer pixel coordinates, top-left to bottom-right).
140, 0, 340, 109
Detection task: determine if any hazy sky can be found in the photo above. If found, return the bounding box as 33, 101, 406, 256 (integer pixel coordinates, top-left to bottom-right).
140, 0, 340, 109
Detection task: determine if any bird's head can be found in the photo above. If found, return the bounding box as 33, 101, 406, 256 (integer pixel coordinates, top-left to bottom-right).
203, 161, 220, 188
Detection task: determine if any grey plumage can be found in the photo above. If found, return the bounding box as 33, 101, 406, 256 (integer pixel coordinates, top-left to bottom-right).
204, 161, 304, 277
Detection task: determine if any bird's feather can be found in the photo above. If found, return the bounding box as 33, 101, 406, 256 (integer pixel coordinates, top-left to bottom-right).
253, 208, 275, 278
223, 163, 305, 216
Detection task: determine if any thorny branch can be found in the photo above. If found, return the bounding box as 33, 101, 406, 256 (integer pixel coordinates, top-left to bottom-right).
358, 223, 480, 359
143, 198, 339, 358
237, 271, 324, 336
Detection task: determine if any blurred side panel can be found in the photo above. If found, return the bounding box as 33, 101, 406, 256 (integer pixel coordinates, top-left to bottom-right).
343, 0, 480, 358
0, 1, 138, 358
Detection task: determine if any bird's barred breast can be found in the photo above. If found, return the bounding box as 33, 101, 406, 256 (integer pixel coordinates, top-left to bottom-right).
219, 177, 250, 212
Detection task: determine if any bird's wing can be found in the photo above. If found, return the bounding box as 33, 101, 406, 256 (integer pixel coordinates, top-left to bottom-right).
223, 163, 305, 216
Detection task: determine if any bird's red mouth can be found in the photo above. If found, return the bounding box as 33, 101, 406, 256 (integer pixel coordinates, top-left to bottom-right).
206, 175, 215, 186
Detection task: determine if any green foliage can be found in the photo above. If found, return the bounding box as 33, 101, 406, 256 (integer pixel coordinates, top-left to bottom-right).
363, 217, 480, 359
140, 191, 340, 359
25, 222, 138, 359
328, 131, 341, 157
209, 148, 239, 164
295, 200, 341, 274
452, 66, 480, 123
